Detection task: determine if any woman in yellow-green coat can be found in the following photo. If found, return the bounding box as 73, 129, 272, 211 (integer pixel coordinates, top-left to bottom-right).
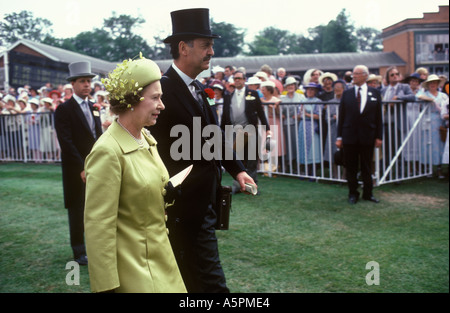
84, 55, 186, 293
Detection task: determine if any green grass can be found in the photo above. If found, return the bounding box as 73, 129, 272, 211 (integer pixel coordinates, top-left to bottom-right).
0, 163, 448, 293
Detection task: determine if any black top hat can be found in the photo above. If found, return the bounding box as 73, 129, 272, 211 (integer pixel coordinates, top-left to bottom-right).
163, 8, 220, 43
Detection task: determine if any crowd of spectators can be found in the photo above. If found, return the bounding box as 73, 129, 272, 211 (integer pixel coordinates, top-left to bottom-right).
1, 63, 448, 179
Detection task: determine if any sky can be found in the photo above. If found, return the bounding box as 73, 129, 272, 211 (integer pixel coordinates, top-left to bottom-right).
0, 0, 448, 45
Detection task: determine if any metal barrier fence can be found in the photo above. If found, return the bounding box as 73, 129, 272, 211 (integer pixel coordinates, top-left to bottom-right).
0, 101, 436, 187
0, 112, 61, 163
258, 100, 434, 186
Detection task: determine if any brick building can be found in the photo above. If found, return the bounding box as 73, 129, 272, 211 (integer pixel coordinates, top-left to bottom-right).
382, 5, 449, 78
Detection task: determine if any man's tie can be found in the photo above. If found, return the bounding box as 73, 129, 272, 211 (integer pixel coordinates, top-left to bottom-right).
190, 81, 209, 122
81, 100, 96, 137
356, 87, 361, 113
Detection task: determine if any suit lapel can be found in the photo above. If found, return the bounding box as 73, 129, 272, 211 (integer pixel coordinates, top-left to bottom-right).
70, 97, 99, 139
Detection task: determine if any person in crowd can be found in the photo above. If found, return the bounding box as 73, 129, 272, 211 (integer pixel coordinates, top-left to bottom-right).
1, 95, 23, 159
39, 98, 55, 162
28, 98, 41, 162
260, 64, 283, 93
63, 84, 73, 101
212, 66, 226, 86
212, 83, 225, 125
415, 67, 429, 81
324, 79, 346, 178
336, 65, 383, 204
254, 71, 268, 83
416, 74, 449, 179
49, 90, 61, 107
343, 70, 353, 88
318, 72, 337, 152
84, 55, 186, 293
277, 67, 287, 84
246, 76, 263, 98
281, 76, 304, 173
381, 66, 416, 180
403, 73, 425, 171
297, 82, 322, 180
221, 71, 271, 189
441, 82, 449, 170
318, 72, 337, 101
303, 69, 323, 86
224, 65, 234, 82
54, 61, 103, 266
93, 90, 114, 132
151, 8, 256, 293
366, 74, 382, 90
261, 80, 283, 174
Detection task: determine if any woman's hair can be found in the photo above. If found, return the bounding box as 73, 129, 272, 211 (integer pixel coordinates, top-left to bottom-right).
109, 85, 148, 115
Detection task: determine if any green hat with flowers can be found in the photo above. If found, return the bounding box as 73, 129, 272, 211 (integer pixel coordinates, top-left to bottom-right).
102, 53, 161, 110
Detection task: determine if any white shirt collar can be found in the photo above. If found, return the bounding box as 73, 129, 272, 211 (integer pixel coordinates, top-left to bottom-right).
172, 62, 197, 88
73, 93, 89, 105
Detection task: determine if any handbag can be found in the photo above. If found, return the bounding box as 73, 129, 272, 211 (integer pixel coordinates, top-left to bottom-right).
215, 185, 232, 230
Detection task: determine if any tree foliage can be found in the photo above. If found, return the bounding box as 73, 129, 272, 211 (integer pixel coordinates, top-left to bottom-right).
0, 10, 53, 46
1, 9, 383, 59
210, 20, 245, 57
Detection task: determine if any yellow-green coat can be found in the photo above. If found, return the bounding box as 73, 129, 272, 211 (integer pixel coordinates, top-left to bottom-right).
84, 121, 186, 293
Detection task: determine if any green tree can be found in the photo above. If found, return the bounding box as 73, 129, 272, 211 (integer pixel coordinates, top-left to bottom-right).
356, 27, 383, 52
0, 10, 53, 46
321, 9, 357, 53
247, 27, 298, 56
211, 20, 245, 57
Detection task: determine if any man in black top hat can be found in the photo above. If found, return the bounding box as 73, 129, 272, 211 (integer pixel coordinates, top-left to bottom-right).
151, 8, 256, 293
54, 61, 102, 265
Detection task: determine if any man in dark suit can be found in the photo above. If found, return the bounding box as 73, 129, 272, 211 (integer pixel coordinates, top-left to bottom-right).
220, 70, 271, 190
151, 8, 256, 293
54, 61, 102, 265
336, 65, 383, 204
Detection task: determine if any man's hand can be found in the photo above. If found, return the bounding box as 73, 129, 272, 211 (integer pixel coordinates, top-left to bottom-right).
80, 170, 86, 183
236, 171, 257, 194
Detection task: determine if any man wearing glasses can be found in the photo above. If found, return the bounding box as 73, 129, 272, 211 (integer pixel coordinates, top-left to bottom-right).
381, 66, 416, 180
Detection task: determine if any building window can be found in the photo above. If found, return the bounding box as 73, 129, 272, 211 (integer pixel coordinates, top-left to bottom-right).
415, 33, 449, 64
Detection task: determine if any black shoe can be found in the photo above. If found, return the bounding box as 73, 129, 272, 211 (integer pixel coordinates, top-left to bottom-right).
74, 255, 88, 266
348, 195, 358, 205
363, 196, 380, 203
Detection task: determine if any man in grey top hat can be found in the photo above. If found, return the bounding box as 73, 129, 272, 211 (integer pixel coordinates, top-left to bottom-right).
54, 61, 103, 265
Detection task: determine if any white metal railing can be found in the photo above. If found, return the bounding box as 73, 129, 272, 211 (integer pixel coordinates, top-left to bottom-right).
258, 100, 434, 186
0, 112, 61, 163
0, 102, 435, 187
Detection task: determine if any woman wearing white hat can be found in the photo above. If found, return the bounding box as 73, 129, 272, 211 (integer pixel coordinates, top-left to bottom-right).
417, 74, 449, 178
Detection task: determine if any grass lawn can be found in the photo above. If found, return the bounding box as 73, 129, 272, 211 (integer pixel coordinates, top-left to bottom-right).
0, 163, 448, 293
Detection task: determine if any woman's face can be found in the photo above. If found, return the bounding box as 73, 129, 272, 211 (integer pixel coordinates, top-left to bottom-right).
261, 86, 270, 98
427, 81, 439, 92
333, 83, 344, 98
134, 81, 165, 127
306, 87, 317, 98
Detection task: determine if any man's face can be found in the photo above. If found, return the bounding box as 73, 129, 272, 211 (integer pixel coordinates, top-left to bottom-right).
388, 69, 401, 85
71, 77, 92, 98
233, 73, 246, 89
185, 38, 214, 74
352, 69, 367, 86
